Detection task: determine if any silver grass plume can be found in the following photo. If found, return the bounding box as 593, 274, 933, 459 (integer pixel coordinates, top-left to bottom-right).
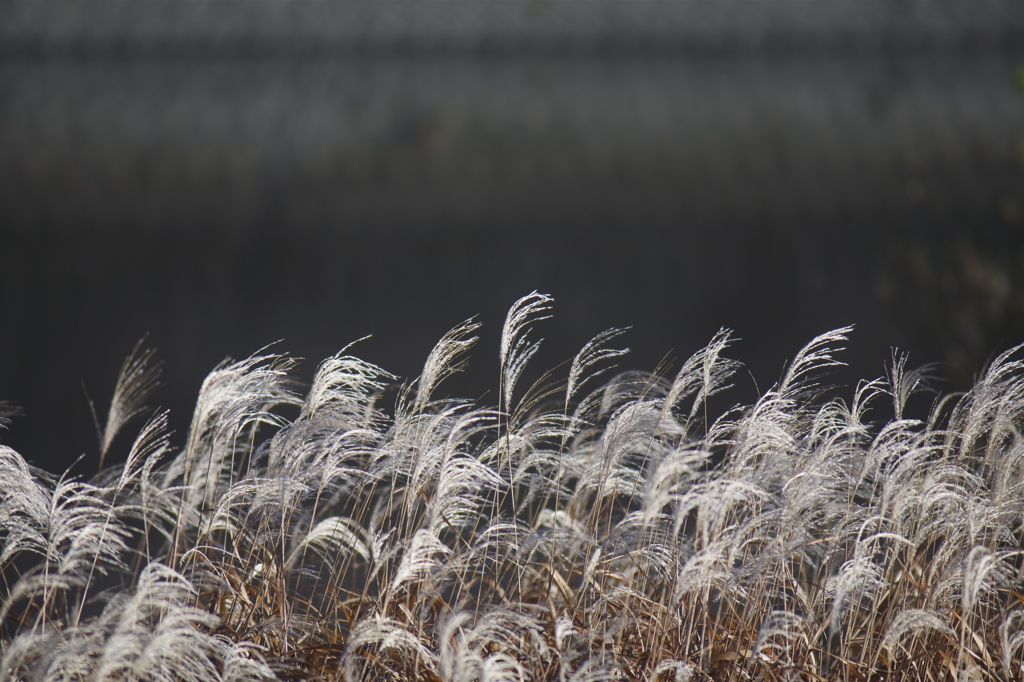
2, 296, 1024, 681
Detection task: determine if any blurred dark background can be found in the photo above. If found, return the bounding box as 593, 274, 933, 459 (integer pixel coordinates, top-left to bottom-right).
2, 0, 1024, 474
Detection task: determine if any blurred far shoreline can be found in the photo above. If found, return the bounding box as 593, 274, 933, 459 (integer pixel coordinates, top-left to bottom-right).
2, 0, 1024, 473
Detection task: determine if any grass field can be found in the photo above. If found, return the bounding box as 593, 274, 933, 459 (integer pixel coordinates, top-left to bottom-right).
3, 294, 1024, 681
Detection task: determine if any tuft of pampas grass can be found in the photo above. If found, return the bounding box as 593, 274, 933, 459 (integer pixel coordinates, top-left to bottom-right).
3, 293, 1024, 681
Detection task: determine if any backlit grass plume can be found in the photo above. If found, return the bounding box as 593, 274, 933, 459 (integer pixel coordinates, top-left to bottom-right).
3, 293, 1024, 680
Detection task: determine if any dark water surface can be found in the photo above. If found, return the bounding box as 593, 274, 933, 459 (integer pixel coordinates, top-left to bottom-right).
2, 1, 1024, 473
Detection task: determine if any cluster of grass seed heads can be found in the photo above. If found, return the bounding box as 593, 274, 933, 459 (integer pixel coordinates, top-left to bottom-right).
3, 293, 1024, 681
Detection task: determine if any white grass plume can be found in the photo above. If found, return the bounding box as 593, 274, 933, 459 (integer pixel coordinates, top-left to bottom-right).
99, 339, 162, 469
3, 297, 1024, 681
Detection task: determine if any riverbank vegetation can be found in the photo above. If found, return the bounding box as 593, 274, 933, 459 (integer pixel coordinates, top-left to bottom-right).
3, 294, 1024, 681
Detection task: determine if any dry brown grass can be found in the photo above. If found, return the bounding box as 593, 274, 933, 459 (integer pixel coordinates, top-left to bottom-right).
3, 294, 1024, 681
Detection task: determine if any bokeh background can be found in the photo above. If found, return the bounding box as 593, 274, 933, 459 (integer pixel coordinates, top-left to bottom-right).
2, 0, 1024, 474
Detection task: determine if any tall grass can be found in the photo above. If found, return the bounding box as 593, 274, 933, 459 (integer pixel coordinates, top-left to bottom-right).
3, 293, 1024, 681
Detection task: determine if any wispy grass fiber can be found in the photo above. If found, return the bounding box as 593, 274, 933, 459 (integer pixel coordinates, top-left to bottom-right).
3, 294, 1024, 681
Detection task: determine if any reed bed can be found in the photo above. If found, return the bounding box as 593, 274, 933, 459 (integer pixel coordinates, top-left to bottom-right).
3, 293, 1024, 681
